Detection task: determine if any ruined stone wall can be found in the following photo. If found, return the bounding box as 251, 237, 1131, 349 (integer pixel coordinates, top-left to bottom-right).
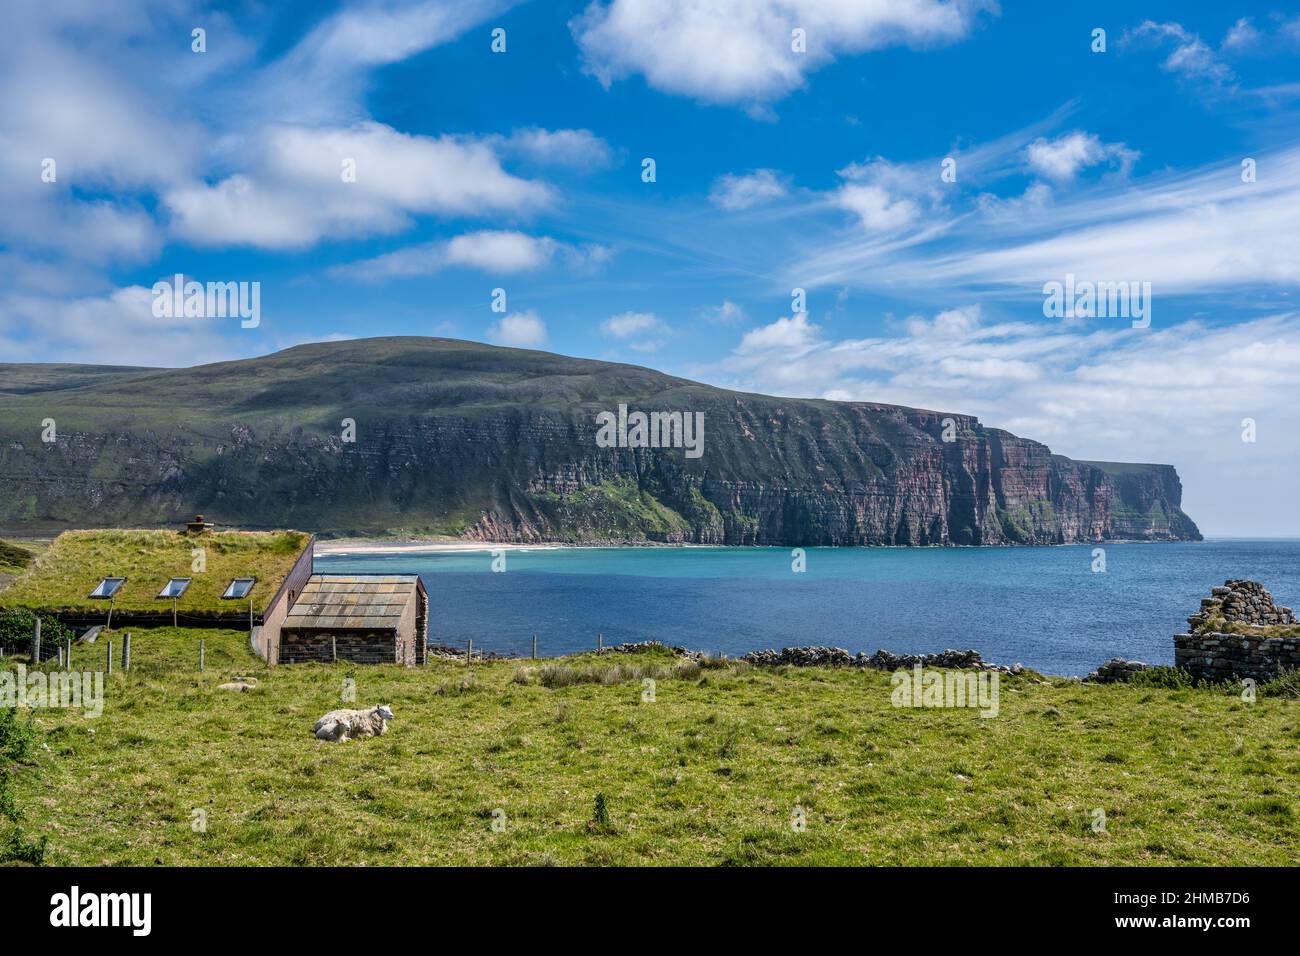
1175, 631, 1300, 681
1185, 579, 1295, 631
1175, 580, 1300, 681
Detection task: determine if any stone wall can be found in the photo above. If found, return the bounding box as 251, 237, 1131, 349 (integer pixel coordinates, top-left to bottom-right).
1086, 658, 1150, 683
1185, 579, 1295, 631
740, 646, 1020, 673
280, 629, 400, 665
1175, 580, 1300, 681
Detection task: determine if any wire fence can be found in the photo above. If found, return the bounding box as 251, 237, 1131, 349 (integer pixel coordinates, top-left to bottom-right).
2, 622, 690, 676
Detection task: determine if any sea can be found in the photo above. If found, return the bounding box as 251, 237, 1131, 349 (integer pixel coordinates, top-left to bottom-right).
315, 540, 1300, 675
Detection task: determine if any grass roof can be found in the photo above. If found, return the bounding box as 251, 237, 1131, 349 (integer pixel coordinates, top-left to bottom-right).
0, 529, 311, 616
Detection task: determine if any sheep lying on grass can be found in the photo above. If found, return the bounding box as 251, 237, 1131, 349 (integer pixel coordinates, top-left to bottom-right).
313, 705, 394, 742
217, 676, 259, 693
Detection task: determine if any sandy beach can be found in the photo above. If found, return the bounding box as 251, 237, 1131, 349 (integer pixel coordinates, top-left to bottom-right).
314, 539, 569, 556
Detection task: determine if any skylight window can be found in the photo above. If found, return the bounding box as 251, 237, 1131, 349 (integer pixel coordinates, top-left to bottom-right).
157, 578, 191, 599
222, 578, 255, 599
89, 577, 126, 599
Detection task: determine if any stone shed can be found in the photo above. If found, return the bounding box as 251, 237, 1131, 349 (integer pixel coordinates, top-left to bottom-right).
277, 574, 428, 666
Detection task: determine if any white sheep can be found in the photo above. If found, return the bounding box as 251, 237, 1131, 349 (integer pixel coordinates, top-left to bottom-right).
313, 705, 394, 742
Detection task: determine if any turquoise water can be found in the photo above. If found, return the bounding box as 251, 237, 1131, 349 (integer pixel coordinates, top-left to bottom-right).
315, 541, 1300, 675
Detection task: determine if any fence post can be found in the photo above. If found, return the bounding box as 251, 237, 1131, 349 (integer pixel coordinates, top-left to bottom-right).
106, 641, 113, 675
66, 638, 73, 670
122, 632, 131, 671
332, 635, 337, 663
32, 617, 40, 664
57, 646, 64, 668
597, 633, 603, 653
467, 639, 473, 665
173, 598, 178, 629
532, 633, 537, 659
199, 638, 205, 672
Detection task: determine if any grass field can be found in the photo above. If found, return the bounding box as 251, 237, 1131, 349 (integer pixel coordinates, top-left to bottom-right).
3, 628, 1297, 866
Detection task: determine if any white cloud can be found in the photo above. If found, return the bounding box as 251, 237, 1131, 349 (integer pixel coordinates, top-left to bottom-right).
0, 283, 247, 366
1025, 131, 1138, 181
831, 156, 941, 233
571, 0, 991, 106
738, 313, 821, 353
446, 231, 554, 271
487, 310, 548, 348
0, 0, 532, 282
601, 311, 665, 338
837, 183, 921, 231
165, 122, 552, 249
709, 169, 788, 210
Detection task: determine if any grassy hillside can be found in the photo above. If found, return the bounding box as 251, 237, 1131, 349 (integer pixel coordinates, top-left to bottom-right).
4, 629, 1295, 865
0, 539, 34, 575
0, 363, 155, 398
0, 530, 310, 616
0, 337, 1200, 544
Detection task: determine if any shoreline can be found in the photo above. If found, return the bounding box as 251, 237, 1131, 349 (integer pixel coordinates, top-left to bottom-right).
313, 537, 1204, 556
314, 539, 719, 555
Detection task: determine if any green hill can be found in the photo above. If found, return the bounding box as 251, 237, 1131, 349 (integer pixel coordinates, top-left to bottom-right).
0, 337, 1200, 544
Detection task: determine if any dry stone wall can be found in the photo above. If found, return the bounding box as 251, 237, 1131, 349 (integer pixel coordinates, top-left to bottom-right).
1175, 580, 1300, 681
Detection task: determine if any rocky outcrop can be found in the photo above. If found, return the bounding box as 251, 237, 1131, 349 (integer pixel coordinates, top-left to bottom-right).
0, 338, 1201, 544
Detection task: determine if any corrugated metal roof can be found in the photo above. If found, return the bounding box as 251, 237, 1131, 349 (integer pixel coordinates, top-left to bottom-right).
283, 574, 421, 630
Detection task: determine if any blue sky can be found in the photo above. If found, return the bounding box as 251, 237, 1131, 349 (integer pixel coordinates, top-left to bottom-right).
3, 0, 1300, 535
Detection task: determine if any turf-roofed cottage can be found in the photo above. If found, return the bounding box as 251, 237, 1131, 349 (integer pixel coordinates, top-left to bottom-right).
0, 518, 426, 666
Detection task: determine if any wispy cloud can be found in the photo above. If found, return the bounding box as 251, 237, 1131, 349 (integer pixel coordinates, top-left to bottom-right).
490, 128, 615, 170
339, 230, 610, 280
1124, 20, 1235, 88
600, 310, 670, 352
791, 140, 1300, 299
709, 170, 789, 210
